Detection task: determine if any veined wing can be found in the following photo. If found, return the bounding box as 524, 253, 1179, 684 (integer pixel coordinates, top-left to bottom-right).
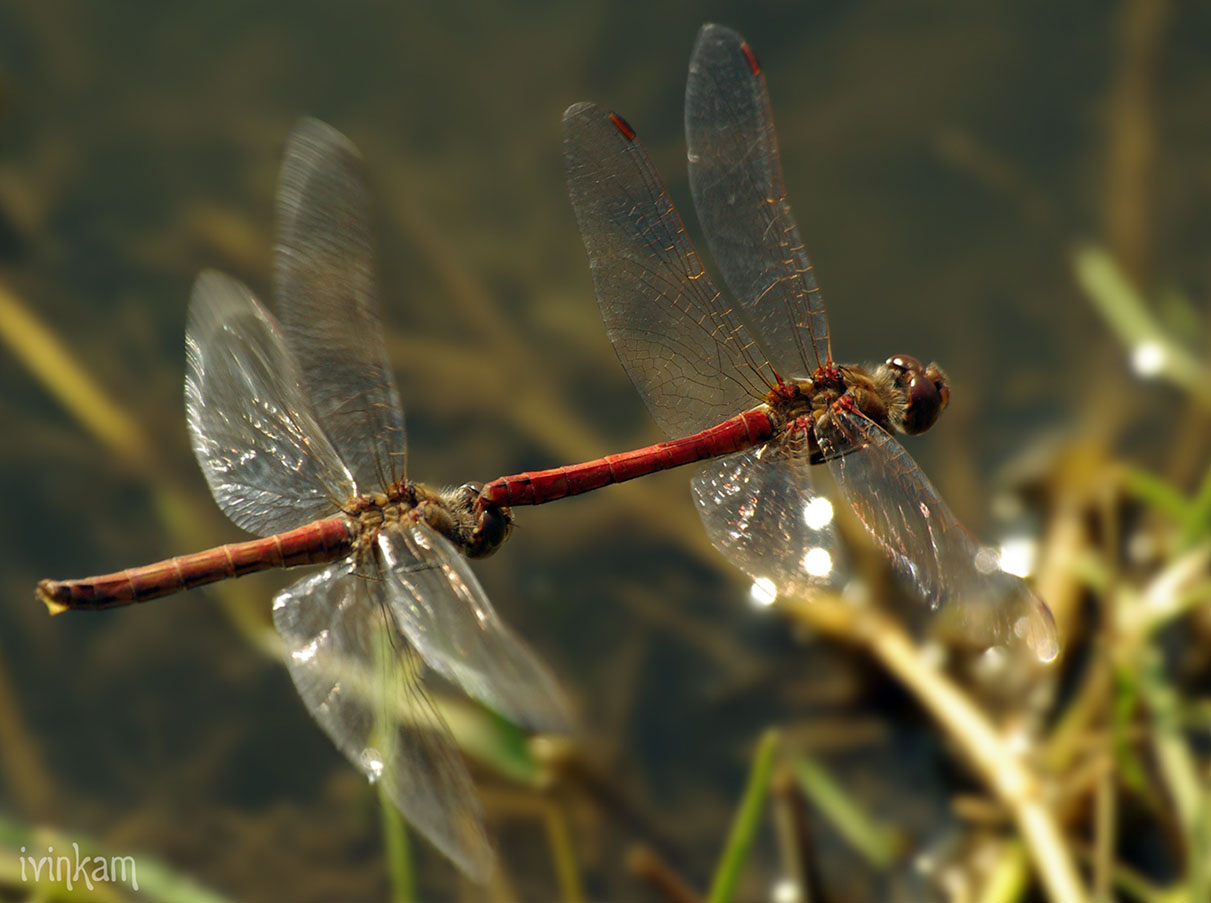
564, 101, 775, 438
818, 405, 1058, 662
692, 441, 846, 600
275, 119, 407, 493
273, 560, 495, 881
185, 270, 354, 536
685, 23, 832, 376
378, 521, 570, 734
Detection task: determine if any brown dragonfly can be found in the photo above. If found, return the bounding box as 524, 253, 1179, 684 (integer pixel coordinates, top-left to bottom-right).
478, 24, 1058, 662
37, 119, 567, 881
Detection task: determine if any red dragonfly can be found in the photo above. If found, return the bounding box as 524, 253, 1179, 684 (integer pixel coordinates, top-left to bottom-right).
37, 119, 567, 880
480, 24, 1057, 662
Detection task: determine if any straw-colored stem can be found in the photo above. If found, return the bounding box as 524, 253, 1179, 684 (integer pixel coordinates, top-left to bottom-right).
543, 795, 585, 903
0, 278, 148, 469
784, 597, 1087, 903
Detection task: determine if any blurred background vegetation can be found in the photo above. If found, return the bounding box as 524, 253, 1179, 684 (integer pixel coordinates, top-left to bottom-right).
1, 0, 1209, 900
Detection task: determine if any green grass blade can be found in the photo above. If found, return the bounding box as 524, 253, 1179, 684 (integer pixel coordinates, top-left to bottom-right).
1073, 245, 1211, 410
791, 755, 900, 868
379, 784, 415, 903
707, 729, 779, 903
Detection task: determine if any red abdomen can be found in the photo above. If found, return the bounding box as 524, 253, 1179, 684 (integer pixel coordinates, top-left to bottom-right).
482, 409, 774, 506
37, 517, 354, 612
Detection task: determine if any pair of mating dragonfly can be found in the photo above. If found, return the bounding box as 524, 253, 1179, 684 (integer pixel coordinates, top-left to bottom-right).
38, 24, 1057, 881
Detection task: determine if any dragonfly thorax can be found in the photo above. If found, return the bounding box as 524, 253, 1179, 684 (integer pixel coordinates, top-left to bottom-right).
785, 357, 950, 440
340, 486, 409, 553
764, 377, 821, 428
762, 358, 950, 465
339, 481, 512, 561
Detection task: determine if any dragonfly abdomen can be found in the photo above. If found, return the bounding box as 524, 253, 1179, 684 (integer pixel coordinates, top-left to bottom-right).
37, 517, 355, 613
480, 409, 774, 506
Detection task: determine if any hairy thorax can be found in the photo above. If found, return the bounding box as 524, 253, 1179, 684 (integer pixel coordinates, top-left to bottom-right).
343, 481, 512, 559
762, 355, 951, 463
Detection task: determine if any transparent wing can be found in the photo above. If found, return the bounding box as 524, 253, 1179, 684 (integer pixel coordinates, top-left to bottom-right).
185, 270, 354, 536
378, 521, 570, 733
818, 405, 1058, 661
564, 101, 775, 438
273, 559, 495, 881
692, 441, 846, 600
275, 118, 407, 493
685, 23, 832, 376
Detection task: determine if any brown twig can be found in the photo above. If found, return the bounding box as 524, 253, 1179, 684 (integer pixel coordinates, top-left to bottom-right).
625, 845, 703, 903
1104, 0, 1171, 284
771, 766, 826, 903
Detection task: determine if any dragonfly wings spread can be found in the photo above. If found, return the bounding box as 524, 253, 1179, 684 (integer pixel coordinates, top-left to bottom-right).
819, 407, 1058, 661
563, 101, 773, 438
185, 270, 354, 536
693, 443, 845, 600
685, 23, 832, 376
273, 559, 495, 881
275, 119, 407, 494
378, 522, 570, 734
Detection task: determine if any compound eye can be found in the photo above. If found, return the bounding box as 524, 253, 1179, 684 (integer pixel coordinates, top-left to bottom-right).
886, 355, 949, 435
886, 353, 923, 374
925, 363, 950, 412
475, 504, 511, 555
901, 374, 942, 434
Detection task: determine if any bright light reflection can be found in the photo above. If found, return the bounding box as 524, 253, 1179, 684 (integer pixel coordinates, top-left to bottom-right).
359, 748, 385, 782
977, 645, 1009, 676
802, 547, 833, 578
750, 577, 778, 608
920, 641, 948, 669
998, 535, 1038, 578
292, 635, 323, 664
1131, 340, 1165, 376
1005, 725, 1032, 755
802, 496, 834, 531
973, 546, 1001, 575
771, 878, 800, 903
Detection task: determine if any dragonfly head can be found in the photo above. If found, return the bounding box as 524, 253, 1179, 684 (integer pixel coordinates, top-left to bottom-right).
881, 354, 950, 435
457, 482, 513, 558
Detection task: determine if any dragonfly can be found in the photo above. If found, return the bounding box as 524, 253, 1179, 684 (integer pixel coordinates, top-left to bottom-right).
36, 119, 568, 880
478, 23, 1058, 662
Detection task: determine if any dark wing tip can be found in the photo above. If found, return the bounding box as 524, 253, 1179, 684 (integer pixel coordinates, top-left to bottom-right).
563, 102, 638, 145
607, 112, 637, 141
740, 41, 762, 76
